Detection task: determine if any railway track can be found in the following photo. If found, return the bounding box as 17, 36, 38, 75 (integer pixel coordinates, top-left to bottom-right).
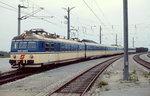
0, 70, 18, 82
0, 69, 39, 85
49, 56, 122, 96
133, 54, 150, 69
0, 64, 59, 86
0, 54, 124, 86
147, 53, 150, 58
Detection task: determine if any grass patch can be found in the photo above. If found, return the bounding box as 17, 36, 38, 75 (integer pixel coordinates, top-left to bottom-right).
142, 72, 150, 78
0, 56, 10, 58
97, 80, 108, 88
104, 71, 112, 75
104, 87, 110, 91
0, 51, 10, 58
129, 70, 139, 83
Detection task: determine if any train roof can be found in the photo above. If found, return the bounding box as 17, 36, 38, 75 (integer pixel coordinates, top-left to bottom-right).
12, 29, 84, 44
12, 29, 124, 48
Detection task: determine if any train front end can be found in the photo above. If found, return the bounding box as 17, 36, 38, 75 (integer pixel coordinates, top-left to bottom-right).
9, 40, 43, 68
9, 29, 49, 69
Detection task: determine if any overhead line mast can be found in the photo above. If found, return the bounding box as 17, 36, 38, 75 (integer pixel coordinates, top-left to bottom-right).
18, 4, 26, 35
18, 4, 44, 35
123, 0, 129, 81
63, 7, 75, 39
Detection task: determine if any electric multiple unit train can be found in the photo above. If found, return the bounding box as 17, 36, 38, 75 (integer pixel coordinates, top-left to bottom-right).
9, 29, 135, 69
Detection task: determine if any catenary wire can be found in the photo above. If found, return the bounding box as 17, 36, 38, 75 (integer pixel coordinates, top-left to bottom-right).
0, 1, 17, 10
0, 5, 17, 12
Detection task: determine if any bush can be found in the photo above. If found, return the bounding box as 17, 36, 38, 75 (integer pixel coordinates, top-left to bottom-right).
129, 70, 139, 82
142, 72, 150, 78
97, 80, 108, 88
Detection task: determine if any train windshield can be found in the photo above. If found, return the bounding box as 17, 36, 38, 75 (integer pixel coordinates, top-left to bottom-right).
19, 42, 27, 49
11, 42, 19, 49
28, 42, 36, 49
11, 41, 36, 49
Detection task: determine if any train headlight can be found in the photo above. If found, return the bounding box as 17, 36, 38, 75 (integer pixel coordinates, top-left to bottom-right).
12, 55, 16, 59
30, 55, 34, 59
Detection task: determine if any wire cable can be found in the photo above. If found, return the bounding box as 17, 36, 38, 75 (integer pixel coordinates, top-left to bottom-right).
94, 0, 111, 26
0, 1, 17, 10
0, 5, 17, 12
19, 0, 64, 28
82, 0, 105, 26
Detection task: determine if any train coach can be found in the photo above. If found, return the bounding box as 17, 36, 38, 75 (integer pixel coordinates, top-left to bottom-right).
9, 29, 135, 69
136, 47, 148, 53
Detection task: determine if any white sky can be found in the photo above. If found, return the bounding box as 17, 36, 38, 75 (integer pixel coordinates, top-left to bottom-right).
0, 0, 150, 51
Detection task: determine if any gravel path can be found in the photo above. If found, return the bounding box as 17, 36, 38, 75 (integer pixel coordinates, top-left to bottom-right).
0, 57, 112, 96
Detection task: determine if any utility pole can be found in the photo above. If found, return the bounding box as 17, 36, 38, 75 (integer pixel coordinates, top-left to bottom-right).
112, 25, 117, 46
18, 4, 44, 36
67, 7, 70, 39
123, 0, 129, 80
116, 34, 117, 46
18, 5, 21, 35
134, 24, 136, 47
18, 4, 26, 35
63, 7, 75, 39
133, 37, 134, 48
100, 26, 102, 44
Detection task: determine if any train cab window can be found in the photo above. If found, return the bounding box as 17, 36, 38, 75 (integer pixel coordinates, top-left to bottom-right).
19, 42, 27, 49
11, 42, 19, 49
28, 42, 36, 49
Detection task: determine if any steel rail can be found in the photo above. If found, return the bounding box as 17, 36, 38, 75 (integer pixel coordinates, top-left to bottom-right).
49, 56, 122, 96
0, 72, 33, 85
147, 53, 150, 58
0, 55, 120, 86
133, 54, 150, 69
0, 69, 36, 85
0, 70, 17, 80
0, 68, 49, 85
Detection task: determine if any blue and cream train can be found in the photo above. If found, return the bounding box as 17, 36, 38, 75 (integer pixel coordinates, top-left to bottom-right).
9, 29, 135, 68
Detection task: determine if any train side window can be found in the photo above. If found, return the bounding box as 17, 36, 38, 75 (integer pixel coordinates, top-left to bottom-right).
68, 44, 71, 51
66, 43, 70, 51
45, 42, 50, 51
61, 43, 65, 51
72, 44, 74, 51
75, 44, 77, 51
65, 44, 68, 51
73, 44, 76, 51
69, 44, 72, 51
50, 42, 54, 51
71, 44, 74, 51
105, 47, 108, 51
79, 45, 81, 51
55, 42, 60, 51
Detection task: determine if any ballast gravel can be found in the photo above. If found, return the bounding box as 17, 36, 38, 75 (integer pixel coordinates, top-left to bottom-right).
140, 53, 150, 63
0, 57, 112, 96
88, 54, 150, 96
